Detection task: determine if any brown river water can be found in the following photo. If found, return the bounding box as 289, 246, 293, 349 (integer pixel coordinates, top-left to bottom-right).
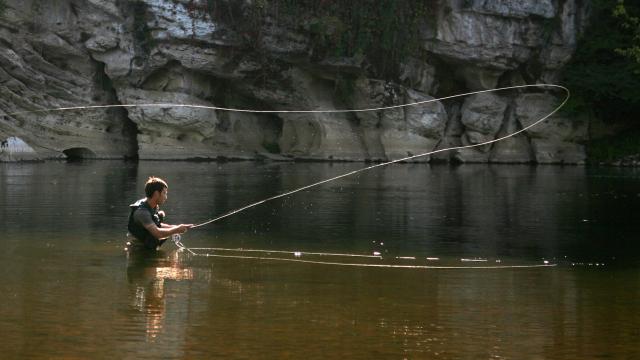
0, 161, 638, 359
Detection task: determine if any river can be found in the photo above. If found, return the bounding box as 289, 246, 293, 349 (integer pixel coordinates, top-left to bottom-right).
0, 161, 638, 359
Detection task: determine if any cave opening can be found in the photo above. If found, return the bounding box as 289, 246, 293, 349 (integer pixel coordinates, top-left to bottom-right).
63, 147, 97, 160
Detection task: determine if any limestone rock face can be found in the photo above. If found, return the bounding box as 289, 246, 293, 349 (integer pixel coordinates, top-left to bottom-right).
279, 69, 365, 161
399, 89, 448, 161
515, 93, 587, 164
119, 88, 220, 159
455, 93, 508, 162
399, 58, 438, 94
0, 0, 588, 163
0, 0, 136, 159
0, 137, 40, 161
466, 0, 556, 19
351, 79, 447, 162
489, 108, 533, 164
424, 0, 587, 89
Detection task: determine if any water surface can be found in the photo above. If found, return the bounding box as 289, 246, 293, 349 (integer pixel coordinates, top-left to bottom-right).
0, 161, 638, 359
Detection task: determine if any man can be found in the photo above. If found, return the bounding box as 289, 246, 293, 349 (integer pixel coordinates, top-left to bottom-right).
127, 176, 193, 250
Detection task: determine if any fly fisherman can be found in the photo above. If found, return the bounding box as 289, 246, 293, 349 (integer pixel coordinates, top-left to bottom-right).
127, 177, 193, 250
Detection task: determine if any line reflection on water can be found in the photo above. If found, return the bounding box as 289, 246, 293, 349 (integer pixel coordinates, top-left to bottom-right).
1, 161, 639, 358
176, 246, 556, 269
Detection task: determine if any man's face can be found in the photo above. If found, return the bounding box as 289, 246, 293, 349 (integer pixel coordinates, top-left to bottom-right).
157, 187, 168, 205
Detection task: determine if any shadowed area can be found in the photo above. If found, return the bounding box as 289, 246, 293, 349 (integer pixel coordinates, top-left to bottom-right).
63, 147, 97, 160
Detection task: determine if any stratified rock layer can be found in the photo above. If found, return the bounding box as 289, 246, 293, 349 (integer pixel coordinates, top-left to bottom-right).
0, 0, 588, 163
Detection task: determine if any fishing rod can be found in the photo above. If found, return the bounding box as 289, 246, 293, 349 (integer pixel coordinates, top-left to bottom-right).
4, 84, 568, 229
187, 84, 569, 229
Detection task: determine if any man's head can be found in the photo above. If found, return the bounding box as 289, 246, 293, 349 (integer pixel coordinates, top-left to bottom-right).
145, 177, 168, 205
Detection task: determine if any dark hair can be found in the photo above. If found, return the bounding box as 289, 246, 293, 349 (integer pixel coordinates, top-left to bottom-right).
145, 177, 168, 197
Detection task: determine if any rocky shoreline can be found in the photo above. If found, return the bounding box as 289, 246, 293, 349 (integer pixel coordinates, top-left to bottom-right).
2, 132, 637, 168
595, 155, 640, 168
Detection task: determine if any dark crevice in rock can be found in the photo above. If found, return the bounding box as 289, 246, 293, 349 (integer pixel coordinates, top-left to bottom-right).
141, 60, 184, 93
63, 147, 96, 160
262, 114, 283, 154
121, 109, 140, 160
431, 57, 468, 99
215, 111, 231, 132
94, 60, 139, 160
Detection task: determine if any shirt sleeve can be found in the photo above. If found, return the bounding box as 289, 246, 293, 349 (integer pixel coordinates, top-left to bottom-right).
133, 208, 154, 227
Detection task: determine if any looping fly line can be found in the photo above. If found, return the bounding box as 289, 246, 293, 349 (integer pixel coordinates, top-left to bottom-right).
4, 83, 568, 269
167, 83, 567, 269
172, 235, 557, 269
2, 84, 569, 228
189, 84, 569, 228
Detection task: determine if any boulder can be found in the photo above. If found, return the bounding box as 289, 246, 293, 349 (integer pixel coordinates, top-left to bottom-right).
454, 93, 508, 162
515, 93, 587, 163
119, 88, 221, 159
489, 108, 533, 163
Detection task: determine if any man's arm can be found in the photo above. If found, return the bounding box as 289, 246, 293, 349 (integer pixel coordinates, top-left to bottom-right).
134, 208, 192, 239
143, 222, 192, 239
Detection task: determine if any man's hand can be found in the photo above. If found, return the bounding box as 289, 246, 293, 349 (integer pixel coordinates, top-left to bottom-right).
176, 224, 194, 234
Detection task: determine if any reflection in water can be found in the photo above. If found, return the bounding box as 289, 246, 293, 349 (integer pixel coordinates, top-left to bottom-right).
175, 255, 639, 359
0, 161, 639, 359
181, 245, 555, 268
126, 250, 196, 344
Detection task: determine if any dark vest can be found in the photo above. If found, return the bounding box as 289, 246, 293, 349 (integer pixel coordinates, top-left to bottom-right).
128, 198, 163, 249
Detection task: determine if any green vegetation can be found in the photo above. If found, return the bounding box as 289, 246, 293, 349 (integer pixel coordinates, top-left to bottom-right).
303, 0, 430, 80
588, 130, 640, 163
0, 0, 7, 18
132, 1, 155, 62
262, 140, 281, 154
208, 0, 432, 80
563, 0, 640, 123
563, 0, 640, 162
613, 1, 640, 63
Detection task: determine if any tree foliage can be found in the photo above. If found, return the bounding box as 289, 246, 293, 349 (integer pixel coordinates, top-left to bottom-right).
563, 0, 640, 123
300, 0, 431, 79
0, 0, 7, 18
614, 0, 640, 63
207, 0, 432, 80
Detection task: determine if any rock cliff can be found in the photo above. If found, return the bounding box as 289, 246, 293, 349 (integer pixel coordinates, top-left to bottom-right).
0, 0, 589, 163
